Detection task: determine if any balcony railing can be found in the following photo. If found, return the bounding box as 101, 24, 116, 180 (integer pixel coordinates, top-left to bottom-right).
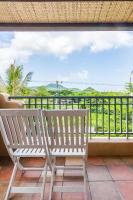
9, 96, 133, 139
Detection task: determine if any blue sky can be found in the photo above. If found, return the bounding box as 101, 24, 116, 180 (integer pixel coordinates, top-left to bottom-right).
0, 31, 133, 91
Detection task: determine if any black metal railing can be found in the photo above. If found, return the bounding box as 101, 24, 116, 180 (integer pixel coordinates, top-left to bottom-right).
9, 96, 133, 139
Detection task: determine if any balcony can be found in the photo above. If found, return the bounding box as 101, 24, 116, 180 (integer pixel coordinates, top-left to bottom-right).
0, 0, 133, 199
1, 156, 133, 200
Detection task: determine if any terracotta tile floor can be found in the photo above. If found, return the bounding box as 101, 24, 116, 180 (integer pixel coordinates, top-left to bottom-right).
1, 157, 133, 200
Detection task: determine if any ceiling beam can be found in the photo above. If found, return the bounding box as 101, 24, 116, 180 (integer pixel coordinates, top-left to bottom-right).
0, 23, 133, 31
0, 0, 132, 2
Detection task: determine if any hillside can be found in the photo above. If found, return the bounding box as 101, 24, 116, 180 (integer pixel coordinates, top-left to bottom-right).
46, 83, 66, 91
46, 83, 81, 92
82, 87, 97, 93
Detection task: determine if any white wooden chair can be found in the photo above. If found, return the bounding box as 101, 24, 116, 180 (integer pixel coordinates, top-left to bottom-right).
42, 109, 89, 200
0, 109, 51, 200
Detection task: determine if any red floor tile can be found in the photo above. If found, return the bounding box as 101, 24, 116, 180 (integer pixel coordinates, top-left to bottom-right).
20, 158, 45, 168
56, 157, 66, 166
16, 171, 42, 183
63, 192, 84, 200
51, 182, 63, 200
63, 169, 83, 182
0, 165, 13, 182
64, 157, 84, 182
0, 165, 22, 182
62, 181, 86, 200
121, 157, 133, 165
0, 157, 13, 182
103, 157, 125, 166
116, 181, 133, 200
108, 165, 133, 181
0, 157, 11, 166
8, 183, 46, 200
88, 157, 105, 166
31, 194, 40, 200
89, 181, 121, 200
65, 157, 83, 166
0, 183, 8, 200
87, 165, 112, 181
41, 169, 64, 182
0, 157, 45, 183
10, 194, 33, 200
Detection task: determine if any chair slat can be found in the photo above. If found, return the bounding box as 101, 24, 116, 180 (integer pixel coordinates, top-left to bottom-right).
34, 115, 43, 146
53, 115, 59, 147
75, 115, 79, 149
12, 116, 23, 146
7, 116, 18, 146
42, 115, 49, 148
70, 115, 74, 150
46, 113, 54, 147
2, 116, 14, 146
58, 113, 64, 147
17, 116, 28, 146
29, 116, 37, 145
23, 116, 32, 145
64, 115, 69, 148
86, 113, 89, 148
81, 115, 85, 147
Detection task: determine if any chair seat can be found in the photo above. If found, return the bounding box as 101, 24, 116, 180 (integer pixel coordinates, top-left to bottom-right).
51, 148, 86, 157
13, 148, 46, 157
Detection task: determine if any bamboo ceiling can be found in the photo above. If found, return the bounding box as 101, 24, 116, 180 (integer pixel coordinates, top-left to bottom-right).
0, 1, 133, 24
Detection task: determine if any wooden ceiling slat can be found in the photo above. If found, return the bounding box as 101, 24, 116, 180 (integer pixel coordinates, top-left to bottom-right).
0, 1, 133, 30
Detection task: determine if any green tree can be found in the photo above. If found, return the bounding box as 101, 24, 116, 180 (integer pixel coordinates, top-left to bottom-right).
5, 62, 33, 95
34, 86, 50, 96
125, 82, 133, 95
60, 89, 74, 96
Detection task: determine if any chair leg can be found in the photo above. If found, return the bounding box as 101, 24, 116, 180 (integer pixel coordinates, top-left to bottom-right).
4, 162, 18, 200
48, 158, 56, 200
40, 160, 48, 200
83, 158, 88, 200
4, 158, 49, 200
17, 158, 25, 171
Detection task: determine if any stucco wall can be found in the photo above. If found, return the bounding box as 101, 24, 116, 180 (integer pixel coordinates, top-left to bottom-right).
88, 138, 133, 156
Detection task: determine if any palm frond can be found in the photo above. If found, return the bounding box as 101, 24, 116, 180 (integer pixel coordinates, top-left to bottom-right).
21, 72, 33, 87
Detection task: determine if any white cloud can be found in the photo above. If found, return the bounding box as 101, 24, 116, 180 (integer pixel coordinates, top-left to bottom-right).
77, 70, 89, 80
57, 70, 89, 82
0, 31, 133, 74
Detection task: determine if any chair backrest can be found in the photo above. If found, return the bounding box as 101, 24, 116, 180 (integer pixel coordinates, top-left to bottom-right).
0, 109, 46, 151
42, 109, 89, 152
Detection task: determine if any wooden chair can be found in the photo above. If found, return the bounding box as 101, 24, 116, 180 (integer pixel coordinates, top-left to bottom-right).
0, 109, 51, 200
42, 109, 89, 200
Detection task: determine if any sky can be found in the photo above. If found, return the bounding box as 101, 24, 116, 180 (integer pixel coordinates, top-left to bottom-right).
0, 31, 133, 91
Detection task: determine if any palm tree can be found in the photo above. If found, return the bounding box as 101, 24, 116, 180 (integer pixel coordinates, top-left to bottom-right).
5, 62, 33, 95
0, 75, 6, 93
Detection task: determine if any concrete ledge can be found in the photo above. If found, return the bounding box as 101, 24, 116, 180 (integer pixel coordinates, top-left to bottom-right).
88, 138, 133, 156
